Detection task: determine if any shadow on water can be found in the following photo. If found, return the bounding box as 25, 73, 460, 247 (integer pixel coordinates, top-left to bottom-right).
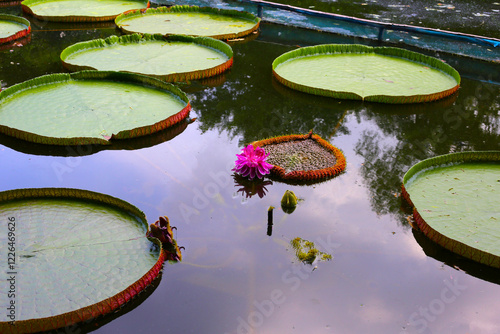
412, 229, 500, 286
0, 118, 194, 157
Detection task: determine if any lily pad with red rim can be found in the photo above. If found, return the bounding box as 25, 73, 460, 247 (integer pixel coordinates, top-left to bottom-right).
252, 131, 346, 184
61, 34, 233, 82
402, 151, 500, 268
0, 71, 191, 146
272, 44, 461, 104
115, 5, 260, 40
0, 188, 181, 334
0, 14, 31, 44
21, 0, 149, 22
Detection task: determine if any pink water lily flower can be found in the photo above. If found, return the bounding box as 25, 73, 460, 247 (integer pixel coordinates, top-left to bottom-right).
232, 145, 273, 179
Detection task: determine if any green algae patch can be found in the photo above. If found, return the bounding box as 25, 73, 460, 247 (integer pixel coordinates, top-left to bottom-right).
61, 34, 233, 82
22, 0, 149, 22
291, 237, 332, 265
402, 151, 500, 268
115, 5, 260, 40
273, 44, 460, 104
0, 71, 190, 145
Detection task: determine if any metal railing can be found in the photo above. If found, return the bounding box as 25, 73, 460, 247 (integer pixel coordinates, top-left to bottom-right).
162, 0, 500, 62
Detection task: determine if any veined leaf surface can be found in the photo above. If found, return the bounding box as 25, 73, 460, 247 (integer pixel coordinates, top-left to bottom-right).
0, 71, 191, 145
22, 0, 149, 22
273, 44, 460, 104
61, 34, 233, 82
115, 5, 260, 40
402, 151, 500, 268
0, 188, 168, 333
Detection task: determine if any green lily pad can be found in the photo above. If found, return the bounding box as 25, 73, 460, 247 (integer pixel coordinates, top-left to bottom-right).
61, 34, 233, 82
21, 0, 149, 22
0, 71, 191, 145
402, 151, 500, 268
115, 5, 260, 40
273, 44, 460, 104
0, 14, 31, 44
0, 188, 170, 333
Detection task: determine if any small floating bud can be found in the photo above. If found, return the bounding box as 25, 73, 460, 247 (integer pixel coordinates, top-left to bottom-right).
281, 190, 297, 214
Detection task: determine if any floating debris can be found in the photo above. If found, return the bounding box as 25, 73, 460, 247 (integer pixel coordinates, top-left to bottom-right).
291, 237, 333, 265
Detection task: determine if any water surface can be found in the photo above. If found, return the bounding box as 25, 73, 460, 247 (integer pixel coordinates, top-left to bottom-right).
0, 3, 499, 334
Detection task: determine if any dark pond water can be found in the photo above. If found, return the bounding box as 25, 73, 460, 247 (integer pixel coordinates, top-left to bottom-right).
1, 2, 500, 334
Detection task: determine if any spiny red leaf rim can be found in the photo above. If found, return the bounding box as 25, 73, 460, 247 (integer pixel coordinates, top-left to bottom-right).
0, 70, 191, 146
21, 0, 149, 22
0, 14, 31, 44
0, 188, 167, 333
401, 151, 500, 269
251, 132, 346, 182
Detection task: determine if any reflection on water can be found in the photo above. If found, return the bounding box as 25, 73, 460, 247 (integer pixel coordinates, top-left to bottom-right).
355, 77, 500, 221
412, 229, 500, 287
0, 117, 194, 157
1, 4, 500, 333
233, 173, 273, 199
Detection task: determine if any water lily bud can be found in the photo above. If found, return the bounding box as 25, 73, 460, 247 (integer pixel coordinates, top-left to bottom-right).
281, 190, 297, 214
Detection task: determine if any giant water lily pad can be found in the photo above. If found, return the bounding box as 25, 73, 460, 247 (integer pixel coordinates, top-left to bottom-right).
61, 34, 233, 82
115, 5, 260, 40
273, 44, 460, 104
402, 151, 500, 268
0, 71, 191, 145
0, 14, 31, 44
21, 0, 149, 22
0, 188, 180, 333
252, 131, 346, 184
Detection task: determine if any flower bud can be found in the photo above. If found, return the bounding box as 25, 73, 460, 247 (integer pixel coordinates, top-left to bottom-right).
281, 190, 297, 214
